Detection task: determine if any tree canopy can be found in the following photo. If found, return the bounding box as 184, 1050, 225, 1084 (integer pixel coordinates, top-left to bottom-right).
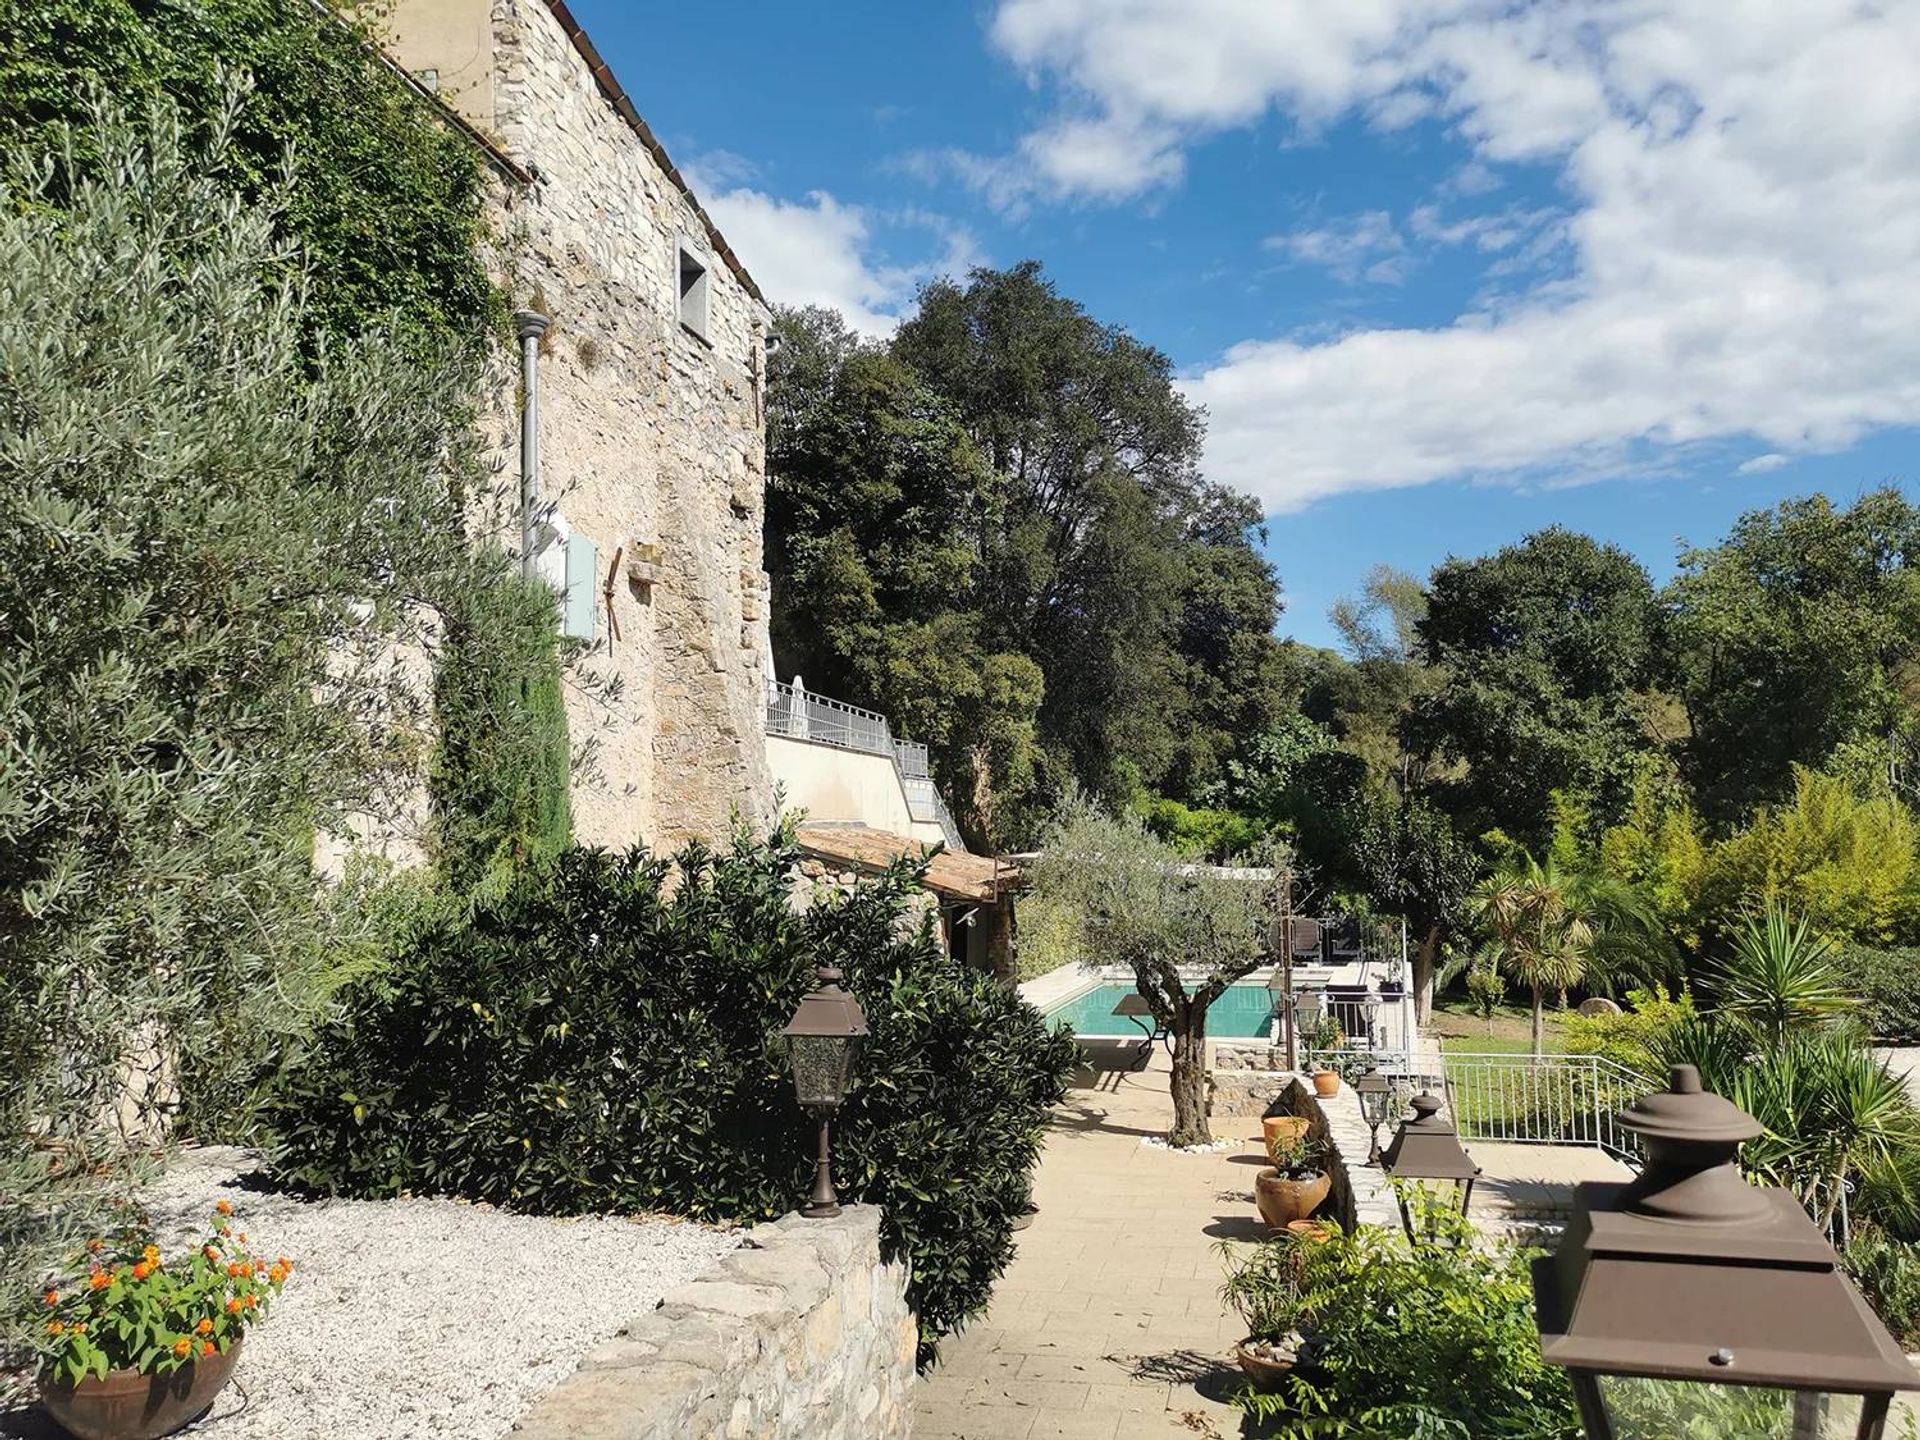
766, 265, 1288, 847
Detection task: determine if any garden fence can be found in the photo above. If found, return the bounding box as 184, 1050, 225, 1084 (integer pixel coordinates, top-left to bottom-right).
1438, 1052, 1655, 1165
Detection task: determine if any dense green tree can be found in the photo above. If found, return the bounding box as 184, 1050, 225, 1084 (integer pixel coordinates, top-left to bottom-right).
1341, 797, 1481, 1022
765, 306, 1046, 843
1408, 528, 1664, 844
767, 267, 1288, 844
1325, 565, 1440, 795
1669, 489, 1920, 819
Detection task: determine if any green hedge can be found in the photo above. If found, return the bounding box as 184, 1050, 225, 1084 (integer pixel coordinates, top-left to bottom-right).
266, 828, 1078, 1362
1837, 944, 1920, 1042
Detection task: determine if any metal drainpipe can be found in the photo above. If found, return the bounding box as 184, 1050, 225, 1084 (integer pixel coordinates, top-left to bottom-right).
513, 310, 550, 580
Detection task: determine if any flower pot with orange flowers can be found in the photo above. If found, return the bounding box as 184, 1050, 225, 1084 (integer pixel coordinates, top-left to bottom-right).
32, 1202, 293, 1440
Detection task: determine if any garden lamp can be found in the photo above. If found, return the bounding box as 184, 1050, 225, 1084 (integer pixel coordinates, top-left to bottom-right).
780, 963, 869, 1219
1353, 1067, 1395, 1164
1360, 991, 1382, 1050
1533, 1064, 1919, 1439
1380, 1092, 1480, 1241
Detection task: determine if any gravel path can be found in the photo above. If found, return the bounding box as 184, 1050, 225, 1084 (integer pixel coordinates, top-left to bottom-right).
2, 1147, 739, 1440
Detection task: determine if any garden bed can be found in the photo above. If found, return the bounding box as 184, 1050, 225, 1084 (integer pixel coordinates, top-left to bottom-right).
0, 1148, 739, 1440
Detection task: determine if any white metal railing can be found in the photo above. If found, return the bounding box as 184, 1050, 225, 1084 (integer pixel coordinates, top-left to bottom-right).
1438, 1052, 1654, 1165
767, 681, 966, 852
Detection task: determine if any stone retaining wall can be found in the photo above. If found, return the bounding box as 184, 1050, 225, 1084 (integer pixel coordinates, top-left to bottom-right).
512, 1206, 915, 1440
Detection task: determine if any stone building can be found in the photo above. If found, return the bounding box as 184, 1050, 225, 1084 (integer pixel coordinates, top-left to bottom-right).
381, 0, 775, 851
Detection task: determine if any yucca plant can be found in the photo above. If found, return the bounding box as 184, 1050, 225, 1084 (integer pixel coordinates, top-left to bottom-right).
1705, 904, 1855, 1044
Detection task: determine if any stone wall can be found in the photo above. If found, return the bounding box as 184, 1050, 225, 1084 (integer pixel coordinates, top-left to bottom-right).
511, 1206, 915, 1440
476, 0, 775, 851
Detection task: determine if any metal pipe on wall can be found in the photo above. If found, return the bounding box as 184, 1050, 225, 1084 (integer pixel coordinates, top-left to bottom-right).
513, 310, 550, 580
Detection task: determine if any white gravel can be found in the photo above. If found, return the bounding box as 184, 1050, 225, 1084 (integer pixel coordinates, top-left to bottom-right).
2, 1147, 740, 1440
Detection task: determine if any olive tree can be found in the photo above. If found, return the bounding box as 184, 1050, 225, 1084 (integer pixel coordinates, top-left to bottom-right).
0, 92, 507, 1362
1033, 799, 1287, 1147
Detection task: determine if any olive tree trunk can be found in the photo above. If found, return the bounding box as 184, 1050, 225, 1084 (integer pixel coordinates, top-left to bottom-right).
1167, 1012, 1211, 1148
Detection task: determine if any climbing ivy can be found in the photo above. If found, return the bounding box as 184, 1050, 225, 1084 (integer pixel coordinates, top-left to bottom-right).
0, 0, 503, 354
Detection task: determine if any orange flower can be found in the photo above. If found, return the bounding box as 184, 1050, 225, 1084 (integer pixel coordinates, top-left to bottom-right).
132, 1262, 152, 1281
43, 1290, 58, 1307
268, 1264, 288, 1284
204, 1246, 220, 1262
215, 1201, 234, 1217
225, 1263, 242, 1278
88, 1272, 110, 1292
86, 1239, 103, 1254
196, 1318, 213, 1335
201, 1340, 216, 1357
141, 1244, 160, 1263
172, 1337, 192, 1358
46, 1321, 63, 1336
237, 1233, 248, 1244
70, 1324, 85, 1337
244, 1294, 258, 1310
277, 1256, 292, 1269
225, 1299, 242, 1315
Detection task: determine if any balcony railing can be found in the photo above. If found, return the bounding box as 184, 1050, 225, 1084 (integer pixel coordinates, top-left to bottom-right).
766, 680, 966, 852
1439, 1052, 1654, 1166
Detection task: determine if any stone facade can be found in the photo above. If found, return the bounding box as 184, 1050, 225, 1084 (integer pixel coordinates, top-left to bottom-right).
511, 1206, 916, 1440
387, 0, 775, 852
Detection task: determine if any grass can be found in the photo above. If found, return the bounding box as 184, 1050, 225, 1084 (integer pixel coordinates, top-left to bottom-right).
1430, 998, 1570, 1056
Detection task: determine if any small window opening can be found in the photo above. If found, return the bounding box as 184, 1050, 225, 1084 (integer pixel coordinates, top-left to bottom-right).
678, 243, 710, 341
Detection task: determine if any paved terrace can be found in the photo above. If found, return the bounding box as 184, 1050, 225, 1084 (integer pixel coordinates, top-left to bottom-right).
913, 1043, 1628, 1440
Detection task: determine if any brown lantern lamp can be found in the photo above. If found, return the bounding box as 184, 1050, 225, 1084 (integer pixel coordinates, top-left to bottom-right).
1380, 1091, 1481, 1240
1533, 1064, 1920, 1439
780, 964, 869, 1219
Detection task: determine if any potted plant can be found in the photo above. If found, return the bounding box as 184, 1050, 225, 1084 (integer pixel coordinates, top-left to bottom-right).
1253, 1133, 1332, 1230
33, 1202, 293, 1440
1218, 1235, 1314, 1390
1261, 1113, 1310, 1155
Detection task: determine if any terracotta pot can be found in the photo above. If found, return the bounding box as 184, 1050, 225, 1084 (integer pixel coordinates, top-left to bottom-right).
1311, 1069, 1341, 1097
1286, 1219, 1336, 1244
1261, 1115, 1310, 1155
1234, 1337, 1298, 1392
39, 1336, 242, 1440
1253, 1166, 1332, 1229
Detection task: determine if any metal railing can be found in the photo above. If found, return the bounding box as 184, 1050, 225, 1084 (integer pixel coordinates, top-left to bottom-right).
766, 681, 893, 753
766, 681, 967, 852
1439, 1053, 1654, 1165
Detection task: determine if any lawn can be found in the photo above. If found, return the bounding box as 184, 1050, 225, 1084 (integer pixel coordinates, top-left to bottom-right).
1430, 998, 1570, 1056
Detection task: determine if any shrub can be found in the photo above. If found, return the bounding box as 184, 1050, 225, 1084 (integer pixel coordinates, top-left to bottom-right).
1844, 1229, 1920, 1351
1465, 961, 1507, 1024
1839, 944, 1920, 1043
1239, 1195, 1578, 1438
1564, 985, 1695, 1075
266, 826, 1078, 1362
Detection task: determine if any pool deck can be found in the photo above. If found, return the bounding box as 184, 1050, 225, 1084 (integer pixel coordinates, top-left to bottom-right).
913, 1042, 1628, 1439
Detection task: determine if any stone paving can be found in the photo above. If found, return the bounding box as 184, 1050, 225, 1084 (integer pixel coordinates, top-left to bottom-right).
913, 1044, 1628, 1440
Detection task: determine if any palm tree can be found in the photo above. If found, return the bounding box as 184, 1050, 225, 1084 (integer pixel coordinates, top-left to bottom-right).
1469, 852, 1669, 1057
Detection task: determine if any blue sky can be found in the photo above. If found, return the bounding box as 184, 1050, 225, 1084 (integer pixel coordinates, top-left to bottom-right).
578, 0, 1920, 650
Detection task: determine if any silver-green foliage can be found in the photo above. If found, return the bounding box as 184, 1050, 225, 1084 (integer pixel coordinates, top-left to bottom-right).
0, 93, 489, 1346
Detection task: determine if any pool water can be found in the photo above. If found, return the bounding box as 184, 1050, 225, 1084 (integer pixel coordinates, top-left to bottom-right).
1045, 982, 1277, 1038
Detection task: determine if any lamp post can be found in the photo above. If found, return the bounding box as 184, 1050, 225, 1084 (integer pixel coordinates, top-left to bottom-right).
1533, 1064, 1919, 1439
1360, 991, 1382, 1052
780, 964, 869, 1219
1354, 1068, 1395, 1165
1292, 986, 1324, 1066
1380, 1092, 1480, 1241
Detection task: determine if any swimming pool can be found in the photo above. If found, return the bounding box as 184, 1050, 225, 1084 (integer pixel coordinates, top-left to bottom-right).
1045, 982, 1277, 1039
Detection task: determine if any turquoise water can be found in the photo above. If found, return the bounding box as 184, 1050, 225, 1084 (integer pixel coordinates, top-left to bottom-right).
1045, 982, 1277, 1038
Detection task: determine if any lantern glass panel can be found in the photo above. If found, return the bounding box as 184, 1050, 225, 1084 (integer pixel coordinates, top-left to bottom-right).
1596, 1374, 1861, 1439
788, 1034, 853, 1108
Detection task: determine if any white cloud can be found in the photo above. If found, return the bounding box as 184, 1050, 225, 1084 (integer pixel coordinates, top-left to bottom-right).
1737, 454, 1789, 475
979, 0, 1920, 509
1267, 211, 1406, 284
697, 185, 978, 336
